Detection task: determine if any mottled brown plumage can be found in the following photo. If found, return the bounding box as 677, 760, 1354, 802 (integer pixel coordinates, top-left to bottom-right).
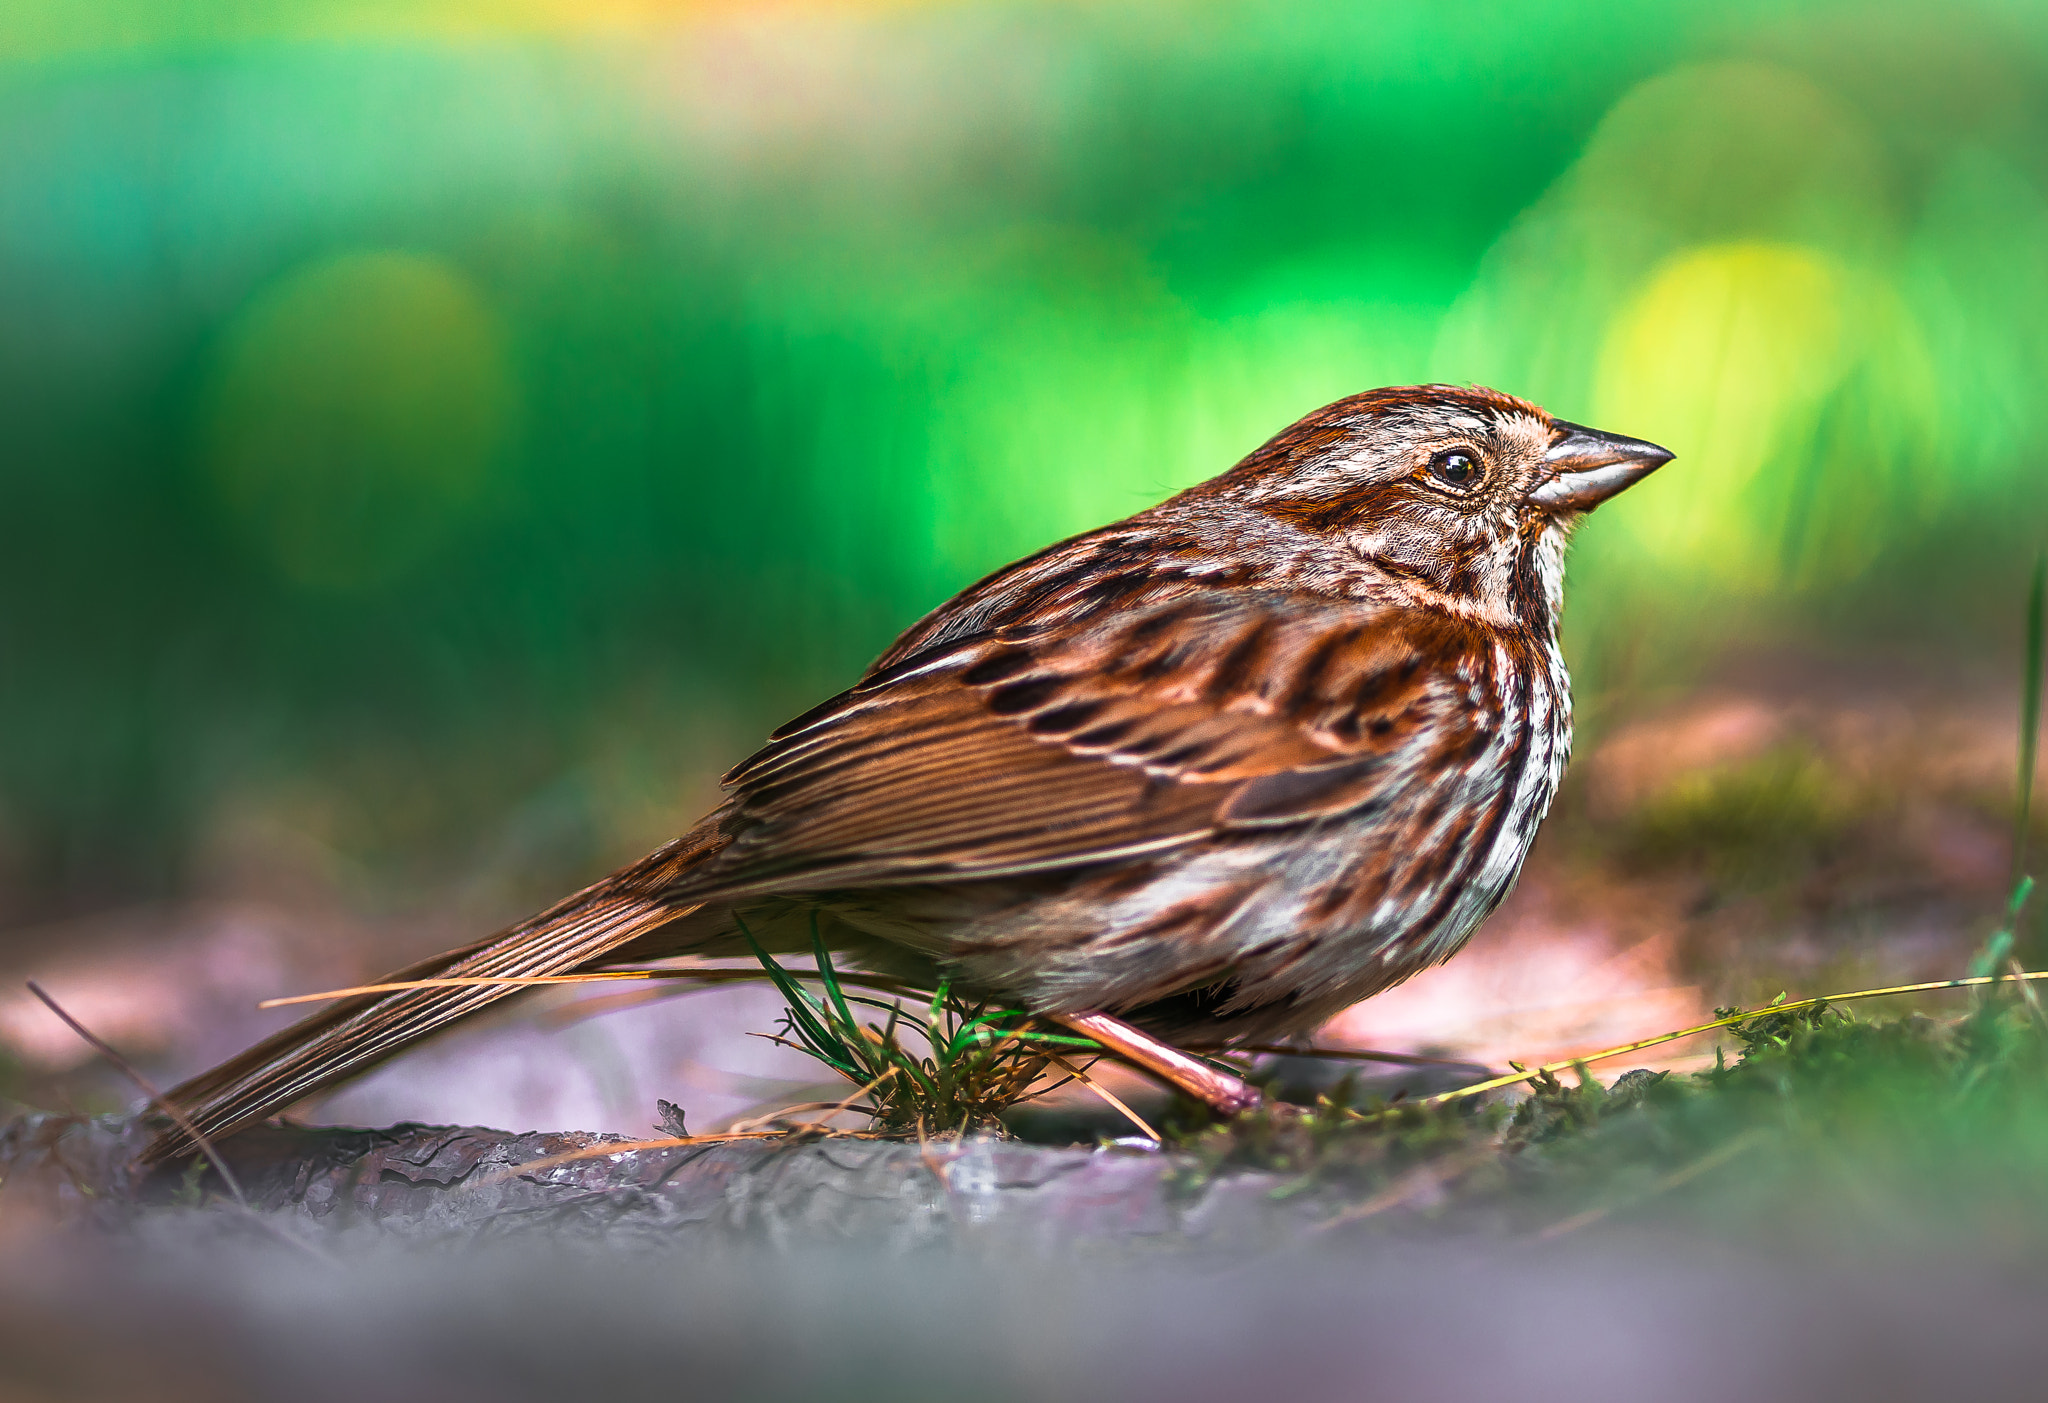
145, 384, 1671, 1162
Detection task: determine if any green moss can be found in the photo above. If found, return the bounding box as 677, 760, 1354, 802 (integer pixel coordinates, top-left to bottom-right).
1159, 992, 2048, 1242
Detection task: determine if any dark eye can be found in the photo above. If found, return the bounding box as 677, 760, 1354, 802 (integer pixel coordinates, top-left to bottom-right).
1428, 449, 1480, 488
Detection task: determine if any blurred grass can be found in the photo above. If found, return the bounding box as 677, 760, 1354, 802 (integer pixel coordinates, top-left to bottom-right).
1499, 998, 2048, 1245
1162, 995, 2048, 1249
3, 0, 2047, 924
1616, 746, 1857, 895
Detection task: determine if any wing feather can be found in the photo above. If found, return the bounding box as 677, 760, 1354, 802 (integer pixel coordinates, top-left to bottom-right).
686, 591, 1501, 898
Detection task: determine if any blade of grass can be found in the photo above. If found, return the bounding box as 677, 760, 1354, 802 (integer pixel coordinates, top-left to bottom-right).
1972, 876, 2035, 978
1001, 1030, 1111, 1049
2009, 558, 2048, 971
926, 981, 949, 1059
944, 1010, 1034, 1060
809, 913, 860, 1037
891, 1050, 942, 1101
836, 992, 910, 1017
738, 916, 859, 1075
936, 1009, 1106, 1056
782, 1019, 860, 1076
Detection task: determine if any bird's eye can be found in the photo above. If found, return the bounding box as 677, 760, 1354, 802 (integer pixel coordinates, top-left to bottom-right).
1428, 449, 1480, 488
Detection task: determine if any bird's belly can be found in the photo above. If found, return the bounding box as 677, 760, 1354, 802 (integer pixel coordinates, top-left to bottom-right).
826, 823, 1531, 1041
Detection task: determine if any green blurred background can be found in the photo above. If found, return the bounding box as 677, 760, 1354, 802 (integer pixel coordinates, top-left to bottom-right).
4, 0, 2046, 936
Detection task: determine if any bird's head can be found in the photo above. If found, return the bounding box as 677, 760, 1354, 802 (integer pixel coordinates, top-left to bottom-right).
1200, 384, 1673, 628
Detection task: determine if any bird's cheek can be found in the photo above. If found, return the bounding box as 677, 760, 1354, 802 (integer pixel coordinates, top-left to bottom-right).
1349, 528, 1450, 590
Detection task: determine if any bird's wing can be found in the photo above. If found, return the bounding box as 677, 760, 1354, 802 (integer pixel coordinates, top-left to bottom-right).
684, 591, 1510, 897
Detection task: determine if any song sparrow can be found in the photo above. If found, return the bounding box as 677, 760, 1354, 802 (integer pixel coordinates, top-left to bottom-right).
144, 384, 1671, 1161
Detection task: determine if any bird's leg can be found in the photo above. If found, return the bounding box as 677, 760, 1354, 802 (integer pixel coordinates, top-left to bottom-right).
1052, 1011, 1264, 1116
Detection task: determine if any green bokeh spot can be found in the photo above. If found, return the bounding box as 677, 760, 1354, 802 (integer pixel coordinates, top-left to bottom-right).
201, 249, 515, 592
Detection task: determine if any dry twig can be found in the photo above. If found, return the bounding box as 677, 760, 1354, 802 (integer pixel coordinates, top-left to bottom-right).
24, 981, 333, 1262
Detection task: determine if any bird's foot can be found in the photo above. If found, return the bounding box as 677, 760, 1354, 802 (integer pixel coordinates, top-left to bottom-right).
1053, 1010, 1264, 1116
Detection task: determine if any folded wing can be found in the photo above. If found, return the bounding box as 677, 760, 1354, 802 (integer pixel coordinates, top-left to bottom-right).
683, 591, 1506, 898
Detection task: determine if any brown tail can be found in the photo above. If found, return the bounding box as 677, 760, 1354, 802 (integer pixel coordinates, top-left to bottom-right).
140, 836, 710, 1165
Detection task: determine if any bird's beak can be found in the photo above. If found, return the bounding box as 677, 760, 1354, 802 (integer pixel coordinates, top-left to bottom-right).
1526, 420, 1675, 512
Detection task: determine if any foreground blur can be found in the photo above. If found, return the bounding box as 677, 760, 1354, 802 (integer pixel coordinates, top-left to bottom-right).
2, 1224, 2043, 1403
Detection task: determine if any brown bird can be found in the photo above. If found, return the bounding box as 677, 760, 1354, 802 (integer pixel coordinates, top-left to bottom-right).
143, 384, 1671, 1162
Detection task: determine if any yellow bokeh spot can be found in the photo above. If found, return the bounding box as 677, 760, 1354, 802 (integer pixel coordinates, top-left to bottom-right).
1593, 241, 1850, 583
201, 250, 515, 591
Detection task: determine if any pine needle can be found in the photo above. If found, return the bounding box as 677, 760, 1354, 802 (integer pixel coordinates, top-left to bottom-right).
257, 966, 920, 1009
1044, 1052, 1161, 1142
726, 1068, 901, 1135
474, 1130, 854, 1187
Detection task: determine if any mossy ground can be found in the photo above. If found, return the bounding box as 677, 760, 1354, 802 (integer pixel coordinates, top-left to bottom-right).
1159, 991, 2048, 1244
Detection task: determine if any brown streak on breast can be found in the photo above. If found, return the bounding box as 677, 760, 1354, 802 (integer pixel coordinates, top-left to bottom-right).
1438, 538, 1489, 603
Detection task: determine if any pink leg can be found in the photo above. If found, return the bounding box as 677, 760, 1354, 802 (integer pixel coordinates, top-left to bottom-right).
1054, 1011, 1264, 1116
